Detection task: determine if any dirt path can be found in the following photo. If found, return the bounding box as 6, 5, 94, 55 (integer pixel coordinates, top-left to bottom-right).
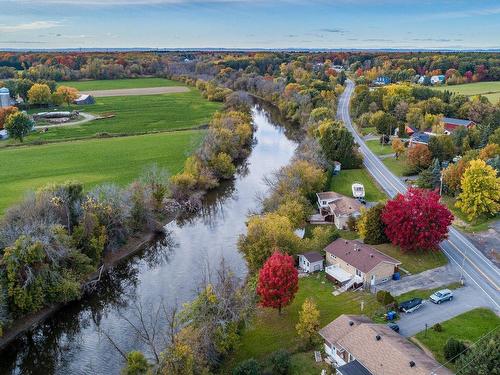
82, 86, 189, 97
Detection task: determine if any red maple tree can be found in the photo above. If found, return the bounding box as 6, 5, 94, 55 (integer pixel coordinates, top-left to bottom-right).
381, 188, 453, 251
257, 250, 298, 314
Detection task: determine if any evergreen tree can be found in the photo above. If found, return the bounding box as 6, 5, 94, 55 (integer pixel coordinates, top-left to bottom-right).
454, 331, 499, 375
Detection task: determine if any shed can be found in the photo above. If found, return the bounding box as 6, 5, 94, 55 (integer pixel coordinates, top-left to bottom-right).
74, 94, 95, 105
298, 252, 324, 273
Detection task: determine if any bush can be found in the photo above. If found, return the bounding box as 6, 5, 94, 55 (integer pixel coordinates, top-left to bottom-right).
121, 351, 150, 375
269, 349, 291, 375
376, 290, 395, 306
432, 323, 443, 332
443, 337, 467, 362
233, 358, 261, 375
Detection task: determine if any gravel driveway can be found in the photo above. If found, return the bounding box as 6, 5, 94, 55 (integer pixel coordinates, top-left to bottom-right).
374, 264, 461, 296
397, 283, 498, 337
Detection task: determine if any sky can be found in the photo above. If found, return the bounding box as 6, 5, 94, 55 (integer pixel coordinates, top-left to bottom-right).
1, 0, 500, 50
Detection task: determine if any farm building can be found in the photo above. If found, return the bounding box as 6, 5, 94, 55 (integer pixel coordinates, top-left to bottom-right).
409, 131, 432, 146
74, 94, 95, 105
298, 252, 324, 273
441, 117, 476, 132
430, 75, 445, 85
0, 88, 14, 108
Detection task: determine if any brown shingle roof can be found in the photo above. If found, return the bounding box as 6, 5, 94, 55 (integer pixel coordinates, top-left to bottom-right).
300, 251, 323, 263
339, 323, 453, 375
324, 239, 401, 273
317, 192, 362, 217
319, 314, 372, 345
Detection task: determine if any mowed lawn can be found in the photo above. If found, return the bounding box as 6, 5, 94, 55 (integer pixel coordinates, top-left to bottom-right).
222, 275, 382, 371
414, 308, 500, 371
23, 90, 221, 143
433, 81, 500, 103
62, 77, 182, 91
328, 168, 387, 202
0, 130, 204, 213
366, 139, 395, 156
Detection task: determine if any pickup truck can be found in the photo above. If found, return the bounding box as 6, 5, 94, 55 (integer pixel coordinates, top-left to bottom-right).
399, 298, 423, 313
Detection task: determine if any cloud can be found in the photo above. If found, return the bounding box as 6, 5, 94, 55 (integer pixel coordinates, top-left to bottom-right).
422, 6, 500, 19
319, 28, 344, 33
0, 21, 61, 33
0, 40, 47, 44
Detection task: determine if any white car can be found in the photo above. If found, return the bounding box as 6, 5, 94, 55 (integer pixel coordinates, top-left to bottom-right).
429, 289, 454, 304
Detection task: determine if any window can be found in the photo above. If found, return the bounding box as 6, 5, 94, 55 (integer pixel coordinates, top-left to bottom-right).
356, 269, 362, 277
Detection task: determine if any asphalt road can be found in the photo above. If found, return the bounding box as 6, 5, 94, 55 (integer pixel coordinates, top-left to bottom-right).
338, 80, 500, 311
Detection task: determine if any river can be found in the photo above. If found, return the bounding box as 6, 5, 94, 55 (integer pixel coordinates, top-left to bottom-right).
0, 104, 297, 375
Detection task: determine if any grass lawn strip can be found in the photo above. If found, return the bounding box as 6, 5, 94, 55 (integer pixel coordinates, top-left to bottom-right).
223, 274, 382, 370
328, 168, 387, 202
372, 243, 448, 274
0, 129, 204, 214
395, 282, 462, 303
441, 196, 499, 233
62, 77, 183, 90
414, 308, 500, 371
366, 139, 395, 156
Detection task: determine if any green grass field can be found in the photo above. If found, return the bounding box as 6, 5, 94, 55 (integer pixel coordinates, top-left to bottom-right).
0, 130, 203, 213
414, 308, 500, 371
366, 139, 395, 156
21, 90, 221, 143
328, 168, 387, 202
62, 77, 182, 91
382, 156, 407, 176
433, 81, 500, 103
372, 243, 448, 274
222, 275, 381, 371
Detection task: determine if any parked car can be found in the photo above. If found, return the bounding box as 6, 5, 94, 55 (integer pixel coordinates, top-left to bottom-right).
399, 298, 423, 313
429, 289, 454, 304
387, 322, 400, 333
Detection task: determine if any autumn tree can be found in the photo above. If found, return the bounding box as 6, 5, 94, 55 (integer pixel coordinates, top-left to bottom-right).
121, 351, 150, 375
28, 83, 52, 106
55, 85, 80, 107
391, 138, 405, 159
357, 203, 388, 245
0, 106, 18, 129
4, 111, 32, 142
428, 135, 455, 162
370, 110, 396, 136
317, 120, 363, 169
238, 213, 300, 272
296, 298, 320, 346
456, 159, 500, 220
442, 159, 467, 195
257, 251, 298, 314
381, 188, 453, 251
406, 144, 432, 173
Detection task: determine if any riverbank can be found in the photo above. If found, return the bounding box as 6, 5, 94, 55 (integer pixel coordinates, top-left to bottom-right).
0, 226, 161, 350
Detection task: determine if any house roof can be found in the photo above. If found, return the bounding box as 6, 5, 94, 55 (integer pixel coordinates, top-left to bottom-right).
410, 132, 431, 144
337, 360, 373, 375
442, 117, 475, 127
324, 239, 401, 273
300, 251, 323, 263
319, 314, 372, 345
338, 323, 453, 375
321, 315, 453, 375
317, 192, 362, 217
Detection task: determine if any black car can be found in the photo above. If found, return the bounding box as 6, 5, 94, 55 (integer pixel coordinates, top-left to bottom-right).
399, 298, 423, 313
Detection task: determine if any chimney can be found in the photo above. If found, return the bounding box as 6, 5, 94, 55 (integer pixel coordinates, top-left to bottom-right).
409, 361, 416, 368
375, 335, 381, 341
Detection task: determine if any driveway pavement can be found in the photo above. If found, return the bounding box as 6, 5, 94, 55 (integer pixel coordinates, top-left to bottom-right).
397, 283, 498, 337
374, 264, 461, 296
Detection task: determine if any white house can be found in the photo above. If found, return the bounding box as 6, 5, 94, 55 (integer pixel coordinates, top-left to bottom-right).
315, 192, 362, 230
319, 315, 453, 375
298, 252, 324, 273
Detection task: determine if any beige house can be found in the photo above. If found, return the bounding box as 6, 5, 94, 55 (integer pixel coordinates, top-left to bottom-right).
319, 314, 453, 375
324, 239, 401, 289
316, 192, 362, 230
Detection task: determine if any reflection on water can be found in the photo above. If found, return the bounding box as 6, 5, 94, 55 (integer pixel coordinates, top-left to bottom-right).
0, 105, 297, 375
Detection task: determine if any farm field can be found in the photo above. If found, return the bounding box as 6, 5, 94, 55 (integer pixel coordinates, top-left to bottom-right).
62, 77, 182, 91
21, 89, 221, 143
433, 81, 500, 103
0, 130, 204, 213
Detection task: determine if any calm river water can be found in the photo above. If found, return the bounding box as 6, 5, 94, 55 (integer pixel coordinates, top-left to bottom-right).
0, 105, 297, 375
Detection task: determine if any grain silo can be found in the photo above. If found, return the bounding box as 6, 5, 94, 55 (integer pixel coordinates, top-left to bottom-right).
0, 87, 11, 108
